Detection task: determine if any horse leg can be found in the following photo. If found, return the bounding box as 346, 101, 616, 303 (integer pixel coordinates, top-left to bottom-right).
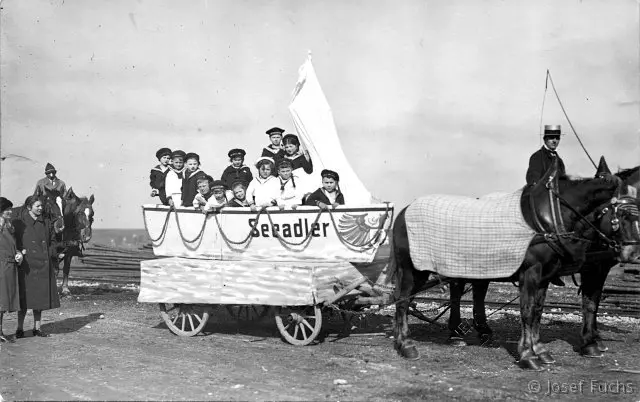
530, 283, 555, 364
471, 280, 493, 345
394, 265, 424, 360
517, 263, 544, 370
447, 279, 468, 346
61, 254, 72, 295
579, 263, 611, 357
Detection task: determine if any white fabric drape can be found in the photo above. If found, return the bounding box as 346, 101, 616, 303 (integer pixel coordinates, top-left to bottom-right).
288, 55, 373, 205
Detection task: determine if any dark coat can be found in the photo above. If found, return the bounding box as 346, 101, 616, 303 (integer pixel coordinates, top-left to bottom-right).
304, 188, 345, 207
13, 210, 60, 311
227, 198, 250, 208
526, 147, 566, 186
220, 165, 253, 190
181, 170, 208, 207
150, 164, 170, 205
280, 153, 313, 174
0, 228, 20, 312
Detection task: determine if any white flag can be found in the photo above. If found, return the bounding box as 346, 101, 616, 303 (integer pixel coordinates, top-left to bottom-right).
289, 55, 373, 205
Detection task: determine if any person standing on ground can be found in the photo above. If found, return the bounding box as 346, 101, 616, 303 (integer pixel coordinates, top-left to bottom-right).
13, 195, 63, 338
0, 197, 23, 343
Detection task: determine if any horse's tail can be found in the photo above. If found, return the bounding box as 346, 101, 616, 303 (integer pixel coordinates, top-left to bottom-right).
385, 206, 408, 288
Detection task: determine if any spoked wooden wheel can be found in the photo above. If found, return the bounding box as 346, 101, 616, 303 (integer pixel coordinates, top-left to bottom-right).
226, 305, 270, 322
275, 305, 323, 346
159, 303, 210, 337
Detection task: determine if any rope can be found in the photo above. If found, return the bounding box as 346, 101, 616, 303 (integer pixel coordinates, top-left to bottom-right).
142, 207, 171, 244
213, 209, 263, 251
547, 70, 597, 169
325, 203, 393, 252
264, 208, 325, 248
173, 209, 208, 244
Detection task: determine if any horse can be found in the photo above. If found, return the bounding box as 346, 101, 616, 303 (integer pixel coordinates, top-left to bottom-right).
444, 159, 640, 357
389, 159, 640, 370
57, 187, 95, 295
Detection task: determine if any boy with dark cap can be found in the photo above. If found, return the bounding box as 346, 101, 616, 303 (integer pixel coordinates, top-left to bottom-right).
275, 159, 304, 209
305, 169, 344, 209
34, 163, 67, 196
165, 150, 187, 207
149, 147, 172, 205
181, 152, 208, 208
221, 148, 253, 190
261, 127, 286, 163
203, 180, 229, 211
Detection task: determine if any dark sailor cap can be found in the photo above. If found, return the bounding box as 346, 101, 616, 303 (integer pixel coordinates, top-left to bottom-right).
171, 150, 186, 159
228, 148, 246, 159
277, 159, 292, 170
543, 125, 562, 136
266, 127, 285, 136
321, 169, 340, 181
155, 147, 172, 160
210, 180, 226, 190
184, 152, 200, 162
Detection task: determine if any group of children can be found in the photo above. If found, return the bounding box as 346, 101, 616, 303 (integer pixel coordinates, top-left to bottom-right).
149, 127, 345, 213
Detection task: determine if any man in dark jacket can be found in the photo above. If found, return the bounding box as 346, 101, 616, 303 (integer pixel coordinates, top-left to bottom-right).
526, 125, 565, 186
526, 124, 566, 286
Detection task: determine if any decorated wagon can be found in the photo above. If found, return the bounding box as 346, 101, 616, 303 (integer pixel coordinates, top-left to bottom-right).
138, 56, 397, 345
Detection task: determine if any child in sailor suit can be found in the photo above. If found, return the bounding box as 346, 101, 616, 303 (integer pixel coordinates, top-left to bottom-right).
246, 157, 279, 208
165, 150, 187, 207
275, 159, 304, 209
149, 147, 172, 205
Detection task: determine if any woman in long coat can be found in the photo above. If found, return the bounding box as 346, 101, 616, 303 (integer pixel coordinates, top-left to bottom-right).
13, 195, 62, 338
0, 197, 23, 342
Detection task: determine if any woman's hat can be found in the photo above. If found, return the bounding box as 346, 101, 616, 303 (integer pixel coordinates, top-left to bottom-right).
266, 127, 285, 136
321, 169, 340, 181
45, 163, 57, 174
156, 148, 172, 160
543, 125, 562, 136
0, 197, 13, 213
210, 180, 226, 190
228, 148, 246, 159
184, 152, 200, 162
282, 134, 299, 145
255, 156, 275, 168
171, 150, 186, 159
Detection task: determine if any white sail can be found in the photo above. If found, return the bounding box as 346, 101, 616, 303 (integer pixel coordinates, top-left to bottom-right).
288, 55, 373, 205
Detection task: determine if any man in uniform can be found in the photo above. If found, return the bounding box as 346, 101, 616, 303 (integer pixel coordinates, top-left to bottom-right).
526, 125, 565, 186
526, 124, 566, 286
34, 163, 67, 196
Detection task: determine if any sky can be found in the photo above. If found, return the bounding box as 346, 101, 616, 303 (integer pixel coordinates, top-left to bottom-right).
1, 0, 638, 228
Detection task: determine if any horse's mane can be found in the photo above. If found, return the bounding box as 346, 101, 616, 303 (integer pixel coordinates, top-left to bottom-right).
617, 166, 640, 181
557, 174, 620, 191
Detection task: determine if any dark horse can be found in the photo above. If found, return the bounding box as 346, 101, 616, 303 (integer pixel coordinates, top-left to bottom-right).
444, 159, 640, 359
389, 159, 640, 370
31, 186, 95, 295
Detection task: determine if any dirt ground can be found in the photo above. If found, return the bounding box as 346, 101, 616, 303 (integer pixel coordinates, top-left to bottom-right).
1, 282, 639, 401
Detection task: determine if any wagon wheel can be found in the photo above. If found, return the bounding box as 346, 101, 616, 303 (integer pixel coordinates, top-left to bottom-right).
225, 305, 270, 321
159, 303, 210, 337
275, 305, 323, 346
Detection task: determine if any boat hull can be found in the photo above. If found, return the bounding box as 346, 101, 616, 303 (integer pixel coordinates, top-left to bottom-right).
142, 204, 393, 263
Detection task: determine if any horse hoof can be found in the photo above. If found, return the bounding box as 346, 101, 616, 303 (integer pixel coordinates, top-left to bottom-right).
581, 344, 604, 358
537, 351, 556, 365
400, 345, 420, 360
518, 357, 545, 371
61, 287, 71, 296
447, 336, 467, 347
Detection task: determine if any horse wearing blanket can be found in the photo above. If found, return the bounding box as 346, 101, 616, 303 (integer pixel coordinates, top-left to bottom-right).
389, 158, 640, 370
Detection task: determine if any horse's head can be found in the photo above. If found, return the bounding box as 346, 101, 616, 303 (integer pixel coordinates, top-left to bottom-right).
34, 186, 65, 220
592, 194, 640, 263
63, 187, 95, 243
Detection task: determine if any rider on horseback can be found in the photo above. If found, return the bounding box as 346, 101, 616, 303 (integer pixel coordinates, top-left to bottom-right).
526, 125, 566, 286
34, 163, 67, 197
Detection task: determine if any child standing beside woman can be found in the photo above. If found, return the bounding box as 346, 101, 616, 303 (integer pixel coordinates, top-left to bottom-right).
0, 197, 22, 343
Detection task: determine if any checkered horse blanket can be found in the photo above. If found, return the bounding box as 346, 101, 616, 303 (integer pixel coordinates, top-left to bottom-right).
405, 188, 536, 279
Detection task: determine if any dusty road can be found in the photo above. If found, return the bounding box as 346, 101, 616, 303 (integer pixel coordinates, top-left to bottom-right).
1, 283, 639, 401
